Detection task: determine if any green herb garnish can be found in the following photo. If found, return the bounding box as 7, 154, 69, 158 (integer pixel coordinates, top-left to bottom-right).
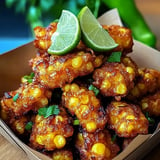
88, 84, 99, 96
13, 93, 19, 102
145, 112, 155, 124
38, 105, 60, 118
107, 51, 122, 62
111, 134, 117, 142
25, 121, 33, 130
73, 119, 80, 125
23, 72, 35, 83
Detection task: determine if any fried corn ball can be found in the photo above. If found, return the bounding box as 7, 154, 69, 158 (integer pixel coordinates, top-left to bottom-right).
52, 149, 73, 160
93, 59, 136, 100
140, 91, 160, 116
1, 83, 52, 116
75, 129, 120, 160
30, 51, 103, 89
30, 107, 74, 151
106, 101, 148, 138
34, 22, 57, 52
62, 83, 107, 133
127, 68, 160, 101
103, 25, 133, 54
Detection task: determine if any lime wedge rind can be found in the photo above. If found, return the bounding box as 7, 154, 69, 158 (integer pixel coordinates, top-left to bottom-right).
48, 10, 81, 55
78, 6, 118, 52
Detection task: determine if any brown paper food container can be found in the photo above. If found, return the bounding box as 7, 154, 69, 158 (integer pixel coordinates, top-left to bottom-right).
0, 9, 160, 160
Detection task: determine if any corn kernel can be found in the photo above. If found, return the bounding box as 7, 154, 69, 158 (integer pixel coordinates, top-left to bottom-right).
55, 115, 63, 122
78, 105, 89, 115
54, 135, 66, 149
137, 83, 145, 90
145, 73, 153, 80
72, 56, 83, 68
86, 121, 97, 132
15, 122, 24, 134
81, 95, 89, 104
36, 135, 44, 145
141, 102, 149, 110
48, 65, 55, 72
101, 80, 111, 89
86, 62, 93, 71
91, 143, 107, 156
69, 97, 79, 108
126, 115, 135, 120
70, 83, 79, 92
126, 67, 134, 74
40, 97, 48, 106
91, 97, 100, 107
31, 88, 42, 98
131, 87, 139, 96
127, 124, 134, 132
63, 84, 71, 92
116, 84, 127, 94
118, 122, 126, 132
39, 40, 47, 50
94, 56, 103, 67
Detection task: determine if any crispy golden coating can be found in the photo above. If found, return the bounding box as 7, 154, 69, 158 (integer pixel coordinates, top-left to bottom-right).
30, 51, 103, 89
140, 91, 160, 116
93, 58, 136, 100
34, 22, 57, 52
106, 101, 148, 138
52, 149, 73, 160
62, 83, 107, 133
127, 68, 160, 101
0, 83, 52, 116
103, 25, 133, 54
30, 107, 74, 151
75, 129, 120, 160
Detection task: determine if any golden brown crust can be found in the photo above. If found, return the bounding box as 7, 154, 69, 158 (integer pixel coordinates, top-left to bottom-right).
103, 25, 133, 54
106, 101, 148, 138
140, 91, 160, 116
93, 58, 136, 100
29, 107, 74, 151
127, 68, 160, 101
75, 129, 120, 160
30, 52, 103, 89
62, 83, 107, 133
1, 83, 52, 116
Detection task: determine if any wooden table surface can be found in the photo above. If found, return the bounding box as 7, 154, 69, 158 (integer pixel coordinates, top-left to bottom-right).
0, 0, 160, 160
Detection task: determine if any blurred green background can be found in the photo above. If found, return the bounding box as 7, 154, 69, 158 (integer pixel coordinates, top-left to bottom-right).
0, 0, 157, 54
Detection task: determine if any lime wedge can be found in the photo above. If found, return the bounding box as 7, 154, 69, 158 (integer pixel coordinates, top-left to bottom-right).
48, 10, 81, 55
78, 6, 118, 52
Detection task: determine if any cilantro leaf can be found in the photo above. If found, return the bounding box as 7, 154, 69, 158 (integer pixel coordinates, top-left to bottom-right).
38, 105, 60, 118
73, 119, 80, 125
88, 84, 99, 96
25, 121, 33, 130
107, 51, 122, 63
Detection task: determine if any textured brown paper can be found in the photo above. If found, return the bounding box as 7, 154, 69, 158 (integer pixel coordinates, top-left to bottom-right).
0, 8, 160, 160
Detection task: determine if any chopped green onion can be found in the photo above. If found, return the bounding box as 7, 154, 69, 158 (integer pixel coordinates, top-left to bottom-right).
88, 84, 99, 96
73, 119, 80, 125
107, 51, 122, 63
145, 112, 155, 124
25, 121, 33, 130
23, 72, 35, 83
13, 93, 19, 102
38, 105, 60, 118
111, 134, 117, 142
